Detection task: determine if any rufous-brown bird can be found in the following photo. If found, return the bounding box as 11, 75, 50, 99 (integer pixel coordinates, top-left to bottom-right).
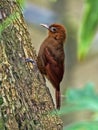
37, 23, 66, 109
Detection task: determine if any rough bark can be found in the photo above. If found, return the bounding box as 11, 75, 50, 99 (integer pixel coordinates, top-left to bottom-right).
0, 0, 63, 130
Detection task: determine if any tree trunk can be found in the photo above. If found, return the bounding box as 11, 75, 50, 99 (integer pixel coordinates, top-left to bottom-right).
0, 0, 63, 130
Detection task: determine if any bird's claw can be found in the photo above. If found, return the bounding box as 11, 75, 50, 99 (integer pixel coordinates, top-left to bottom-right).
25, 58, 36, 65
25, 58, 38, 70
25, 58, 45, 84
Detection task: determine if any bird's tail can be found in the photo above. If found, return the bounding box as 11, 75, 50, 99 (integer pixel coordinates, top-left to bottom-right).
56, 88, 60, 110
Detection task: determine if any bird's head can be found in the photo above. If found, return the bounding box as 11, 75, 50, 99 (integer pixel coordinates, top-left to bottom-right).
40, 23, 66, 43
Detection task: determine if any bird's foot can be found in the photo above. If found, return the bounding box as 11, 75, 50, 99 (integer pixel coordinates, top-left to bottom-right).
25, 58, 46, 85
25, 58, 36, 65
25, 58, 38, 71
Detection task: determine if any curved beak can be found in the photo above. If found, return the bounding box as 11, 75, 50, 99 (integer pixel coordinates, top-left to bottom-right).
40, 24, 49, 30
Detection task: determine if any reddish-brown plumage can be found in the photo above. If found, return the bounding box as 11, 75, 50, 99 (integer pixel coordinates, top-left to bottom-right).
37, 23, 66, 109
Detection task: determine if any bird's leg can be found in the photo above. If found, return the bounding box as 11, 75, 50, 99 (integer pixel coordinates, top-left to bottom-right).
25, 58, 37, 65
25, 58, 46, 84
25, 58, 38, 72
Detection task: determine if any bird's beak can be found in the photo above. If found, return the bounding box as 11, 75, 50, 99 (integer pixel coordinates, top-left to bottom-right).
40, 24, 49, 30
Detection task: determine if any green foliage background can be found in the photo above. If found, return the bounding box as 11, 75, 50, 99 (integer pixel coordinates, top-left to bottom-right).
62, 0, 98, 129
59, 83, 98, 129
78, 0, 98, 60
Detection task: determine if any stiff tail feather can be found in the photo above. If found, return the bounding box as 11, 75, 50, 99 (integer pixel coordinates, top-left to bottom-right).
55, 88, 60, 110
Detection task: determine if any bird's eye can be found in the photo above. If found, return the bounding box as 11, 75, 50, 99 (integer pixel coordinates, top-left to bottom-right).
50, 27, 57, 32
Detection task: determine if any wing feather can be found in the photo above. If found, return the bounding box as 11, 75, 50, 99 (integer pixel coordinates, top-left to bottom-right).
44, 48, 64, 89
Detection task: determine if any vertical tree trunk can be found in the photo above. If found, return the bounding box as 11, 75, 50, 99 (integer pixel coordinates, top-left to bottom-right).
0, 0, 63, 130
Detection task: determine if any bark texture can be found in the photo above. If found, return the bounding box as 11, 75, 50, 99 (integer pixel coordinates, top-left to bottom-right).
0, 0, 63, 130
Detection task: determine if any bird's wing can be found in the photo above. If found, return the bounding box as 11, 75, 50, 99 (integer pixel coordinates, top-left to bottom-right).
44, 48, 64, 89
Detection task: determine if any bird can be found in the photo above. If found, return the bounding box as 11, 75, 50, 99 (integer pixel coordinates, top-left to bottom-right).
37, 23, 66, 109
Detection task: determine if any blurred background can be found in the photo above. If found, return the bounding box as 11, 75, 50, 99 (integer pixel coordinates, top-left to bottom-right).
22, 0, 98, 128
